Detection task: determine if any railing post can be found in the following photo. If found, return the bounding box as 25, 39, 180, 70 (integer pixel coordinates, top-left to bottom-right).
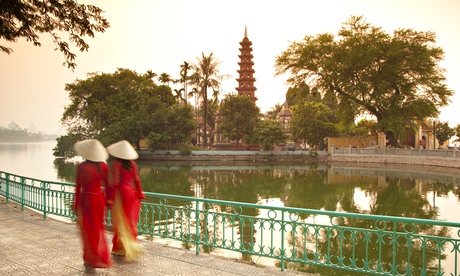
42, 182, 47, 220
391, 221, 397, 275
280, 210, 285, 271
195, 198, 200, 255
5, 173, 10, 203
21, 177, 25, 211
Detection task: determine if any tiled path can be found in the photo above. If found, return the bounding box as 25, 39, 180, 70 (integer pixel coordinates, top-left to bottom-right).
0, 198, 313, 275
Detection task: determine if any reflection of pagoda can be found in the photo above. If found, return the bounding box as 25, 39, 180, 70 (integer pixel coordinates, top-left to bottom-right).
236, 26, 257, 102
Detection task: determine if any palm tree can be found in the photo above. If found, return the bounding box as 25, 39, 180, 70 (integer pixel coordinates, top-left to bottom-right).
173, 88, 185, 104
189, 86, 200, 145
144, 70, 157, 84
159, 72, 172, 86
266, 103, 283, 120
191, 52, 226, 149
180, 61, 192, 107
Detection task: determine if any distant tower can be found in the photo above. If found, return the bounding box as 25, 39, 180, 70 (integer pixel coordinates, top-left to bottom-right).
236, 26, 257, 102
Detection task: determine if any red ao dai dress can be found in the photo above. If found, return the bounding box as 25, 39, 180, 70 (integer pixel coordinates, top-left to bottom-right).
73, 161, 111, 268
108, 159, 145, 261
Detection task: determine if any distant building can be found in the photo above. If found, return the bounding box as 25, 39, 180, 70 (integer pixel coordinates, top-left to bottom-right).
8, 121, 21, 131
276, 102, 292, 138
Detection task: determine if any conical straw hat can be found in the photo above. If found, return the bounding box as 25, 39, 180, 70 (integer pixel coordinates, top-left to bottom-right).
73, 139, 108, 162
106, 140, 139, 160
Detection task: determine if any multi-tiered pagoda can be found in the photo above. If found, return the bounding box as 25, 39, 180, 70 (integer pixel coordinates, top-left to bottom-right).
235, 26, 257, 102
213, 26, 259, 150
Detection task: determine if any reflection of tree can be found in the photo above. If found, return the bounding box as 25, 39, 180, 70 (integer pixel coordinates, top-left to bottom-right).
375, 178, 435, 219
286, 169, 345, 213
433, 181, 457, 198
136, 166, 195, 245
215, 170, 259, 261
139, 166, 194, 197
281, 177, 449, 275
53, 159, 77, 183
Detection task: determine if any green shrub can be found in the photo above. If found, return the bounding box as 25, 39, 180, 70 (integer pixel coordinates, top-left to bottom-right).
179, 146, 192, 156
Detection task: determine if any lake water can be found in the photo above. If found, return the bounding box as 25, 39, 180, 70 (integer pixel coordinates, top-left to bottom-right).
2, 141, 460, 222
0, 141, 62, 181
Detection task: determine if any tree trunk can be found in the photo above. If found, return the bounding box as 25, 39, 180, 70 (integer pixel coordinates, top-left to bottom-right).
203, 87, 208, 149
385, 131, 400, 147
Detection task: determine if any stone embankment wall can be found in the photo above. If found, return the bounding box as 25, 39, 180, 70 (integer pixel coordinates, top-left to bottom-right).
327, 154, 460, 169
139, 152, 319, 163
139, 150, 460, 169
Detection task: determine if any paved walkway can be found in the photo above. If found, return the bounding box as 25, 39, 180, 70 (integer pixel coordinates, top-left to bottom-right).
0, 198, 313, 275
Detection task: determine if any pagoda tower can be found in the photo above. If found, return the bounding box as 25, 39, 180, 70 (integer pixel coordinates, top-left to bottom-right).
236, 26, 257, 102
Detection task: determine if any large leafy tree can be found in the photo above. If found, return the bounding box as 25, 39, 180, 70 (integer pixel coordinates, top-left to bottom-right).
218, 94, 260, 150
145, 105, 195, 150
275, 16, 453, 147
201, 98, 219, 146
191, 52, 227, 149
455, 124, 460, 144
285, 82, 321, 107
164, 105, 196, 146
290, 101, 338, 149
249, 119, 287, 151
433, 120, 454, 148
54, 68, 175, 157
156, 85, 176, 108
1, 0, 109, 69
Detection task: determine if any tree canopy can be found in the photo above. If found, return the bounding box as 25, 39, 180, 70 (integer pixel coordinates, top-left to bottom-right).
275, 16, 453, 147
433, 120, 455, 148
54, 68, 195, 157
218, 94, 260, 149
1, 0, 110, 69
249, 119, 287, 151
290, 101, 338, 149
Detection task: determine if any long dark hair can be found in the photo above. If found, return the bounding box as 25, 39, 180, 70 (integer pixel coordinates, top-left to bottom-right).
86, 160, 102, 175
118, 158, 132, 171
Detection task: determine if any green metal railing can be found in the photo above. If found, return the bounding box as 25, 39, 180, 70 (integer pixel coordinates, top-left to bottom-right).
2, 170, 460, 275
0, 171, 75, 219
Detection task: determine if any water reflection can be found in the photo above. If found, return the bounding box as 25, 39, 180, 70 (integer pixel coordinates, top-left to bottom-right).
53, 160, 460, 222
107, 162, 456, 220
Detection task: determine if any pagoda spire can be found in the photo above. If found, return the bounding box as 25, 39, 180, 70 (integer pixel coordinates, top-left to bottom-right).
235, 26, 257, 102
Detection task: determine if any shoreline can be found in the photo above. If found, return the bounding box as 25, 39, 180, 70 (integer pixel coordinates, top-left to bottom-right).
137, 150, 460, 173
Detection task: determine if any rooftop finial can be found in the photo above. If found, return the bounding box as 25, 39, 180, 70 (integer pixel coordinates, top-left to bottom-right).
244, 25, 247, 38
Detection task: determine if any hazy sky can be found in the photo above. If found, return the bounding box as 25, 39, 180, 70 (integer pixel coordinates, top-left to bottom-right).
1, 0, 459, 135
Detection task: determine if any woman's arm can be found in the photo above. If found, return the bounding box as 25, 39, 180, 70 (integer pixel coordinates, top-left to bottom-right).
132, 162, 146, 200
